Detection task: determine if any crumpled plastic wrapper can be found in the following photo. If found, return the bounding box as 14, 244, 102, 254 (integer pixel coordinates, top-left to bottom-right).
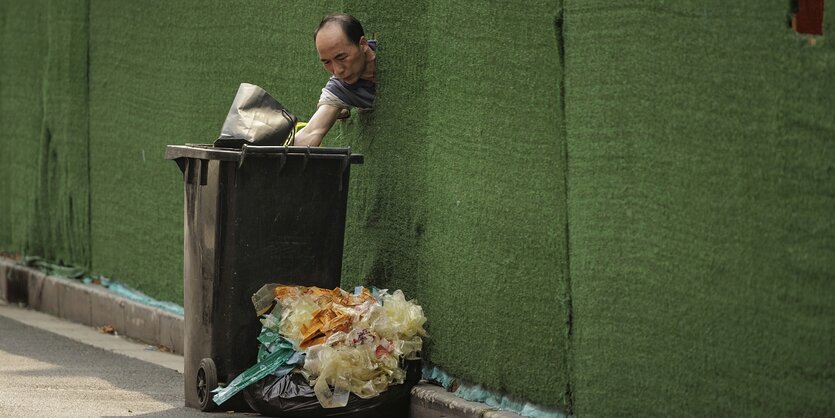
242, 284, 427, 409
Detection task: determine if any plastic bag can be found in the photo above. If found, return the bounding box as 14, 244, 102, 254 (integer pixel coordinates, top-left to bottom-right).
212, 331, 296, 405
215, 83, 298, 148
243, 360, 421, 418
304, 342, 404, 407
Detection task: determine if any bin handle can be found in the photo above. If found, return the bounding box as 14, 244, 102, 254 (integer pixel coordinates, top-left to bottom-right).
277, 147, 287, 174
338, 147, 352, 191
173, 157, 187, 175
238, 144, 248, 168
240, 143, 289, 172
301, 145, 311, 172
199, 159, 209, 185
240, 144, 351, 176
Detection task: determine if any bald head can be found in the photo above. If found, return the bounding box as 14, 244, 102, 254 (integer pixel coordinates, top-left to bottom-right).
314, 14, 365, 45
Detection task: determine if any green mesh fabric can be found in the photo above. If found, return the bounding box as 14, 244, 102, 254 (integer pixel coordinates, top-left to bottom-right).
2, 1, 834, 415
0, 0, 90, 266
0, 1, 46, 254
88, 1, 337, 302
565, 1, 835, 416
336, 0, 570, 407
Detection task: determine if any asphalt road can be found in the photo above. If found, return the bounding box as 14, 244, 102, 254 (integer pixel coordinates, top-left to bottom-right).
0, 303, 251, 418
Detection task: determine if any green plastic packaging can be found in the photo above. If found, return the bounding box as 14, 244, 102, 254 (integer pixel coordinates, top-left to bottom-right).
212, 330, 295, 405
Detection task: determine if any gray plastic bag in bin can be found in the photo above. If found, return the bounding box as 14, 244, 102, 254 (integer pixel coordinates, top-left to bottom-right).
215, 83, 298, 148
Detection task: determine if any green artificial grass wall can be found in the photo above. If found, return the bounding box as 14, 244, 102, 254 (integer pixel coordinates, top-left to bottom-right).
0, 1, 46, 253
0, 0, 90, 266
419, 1, 569, 406
2, 0, 833, 415
88, 0, 338, 303
337, 0, 570, 407
565, 1, 835, 416
9, 0, 572, 409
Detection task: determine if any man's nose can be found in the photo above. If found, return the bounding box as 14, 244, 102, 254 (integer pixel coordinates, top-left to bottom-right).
333, 63, 345, 77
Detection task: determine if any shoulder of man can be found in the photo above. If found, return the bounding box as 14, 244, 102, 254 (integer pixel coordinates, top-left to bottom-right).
321, 77, 375, 111
319, 78, 351, 111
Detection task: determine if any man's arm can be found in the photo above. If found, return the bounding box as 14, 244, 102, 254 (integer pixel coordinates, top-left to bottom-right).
294, 105, 343, 147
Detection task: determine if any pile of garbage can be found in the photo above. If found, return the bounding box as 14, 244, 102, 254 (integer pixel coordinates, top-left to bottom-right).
212, 284, 427, 412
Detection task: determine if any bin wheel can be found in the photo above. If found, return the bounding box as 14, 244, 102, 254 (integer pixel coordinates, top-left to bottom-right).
197, 358, 218, 411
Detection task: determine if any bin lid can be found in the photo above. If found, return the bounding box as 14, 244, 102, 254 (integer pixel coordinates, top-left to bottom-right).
164, 144, 364, 164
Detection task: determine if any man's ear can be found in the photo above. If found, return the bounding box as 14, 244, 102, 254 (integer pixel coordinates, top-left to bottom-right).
359, 36, 368, 48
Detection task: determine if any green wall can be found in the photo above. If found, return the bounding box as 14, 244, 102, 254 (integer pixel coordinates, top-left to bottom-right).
0, 1, 46, 255
88, 0, 337, 306
1, 0, 833, 415
566, 1, 834, 415
0, 0, 89, 265
336, 1, 569, 406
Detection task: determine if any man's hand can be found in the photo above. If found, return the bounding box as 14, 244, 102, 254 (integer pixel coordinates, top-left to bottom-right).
294, 105, 343, 147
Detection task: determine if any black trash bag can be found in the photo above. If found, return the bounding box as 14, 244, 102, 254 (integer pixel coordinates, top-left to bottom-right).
215, 83, 298, 149
243, 360, 422, 418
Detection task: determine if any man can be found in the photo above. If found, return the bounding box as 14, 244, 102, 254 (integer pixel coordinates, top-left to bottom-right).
294, 14, 377, 147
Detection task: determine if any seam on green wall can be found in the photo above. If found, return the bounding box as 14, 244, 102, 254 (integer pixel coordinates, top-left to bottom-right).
554, 0, 574, 413
30, 2, 52, 259
85, 0, 92, 270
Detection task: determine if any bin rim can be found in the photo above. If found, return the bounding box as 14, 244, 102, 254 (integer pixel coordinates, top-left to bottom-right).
164, 144, 364, 164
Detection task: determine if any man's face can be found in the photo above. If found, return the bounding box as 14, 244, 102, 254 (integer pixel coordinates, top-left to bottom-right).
315, 24, 367, 85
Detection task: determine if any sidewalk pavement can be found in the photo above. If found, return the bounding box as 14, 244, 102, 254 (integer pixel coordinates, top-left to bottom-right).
0, 301, 221, 417
0, 257, 524, 418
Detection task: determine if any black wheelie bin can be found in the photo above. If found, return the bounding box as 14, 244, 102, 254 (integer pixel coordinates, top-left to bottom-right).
165, 144, 363, 412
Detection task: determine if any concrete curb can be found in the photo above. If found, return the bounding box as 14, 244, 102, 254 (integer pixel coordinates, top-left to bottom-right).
0, 257, 184, 354
411, 384, 525, 418
0, 256, 524, 418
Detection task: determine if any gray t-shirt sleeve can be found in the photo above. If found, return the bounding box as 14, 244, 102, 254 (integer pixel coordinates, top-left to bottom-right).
317, 76, 376, 111
317, 86, 351, 110
317, 80, 352, 110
